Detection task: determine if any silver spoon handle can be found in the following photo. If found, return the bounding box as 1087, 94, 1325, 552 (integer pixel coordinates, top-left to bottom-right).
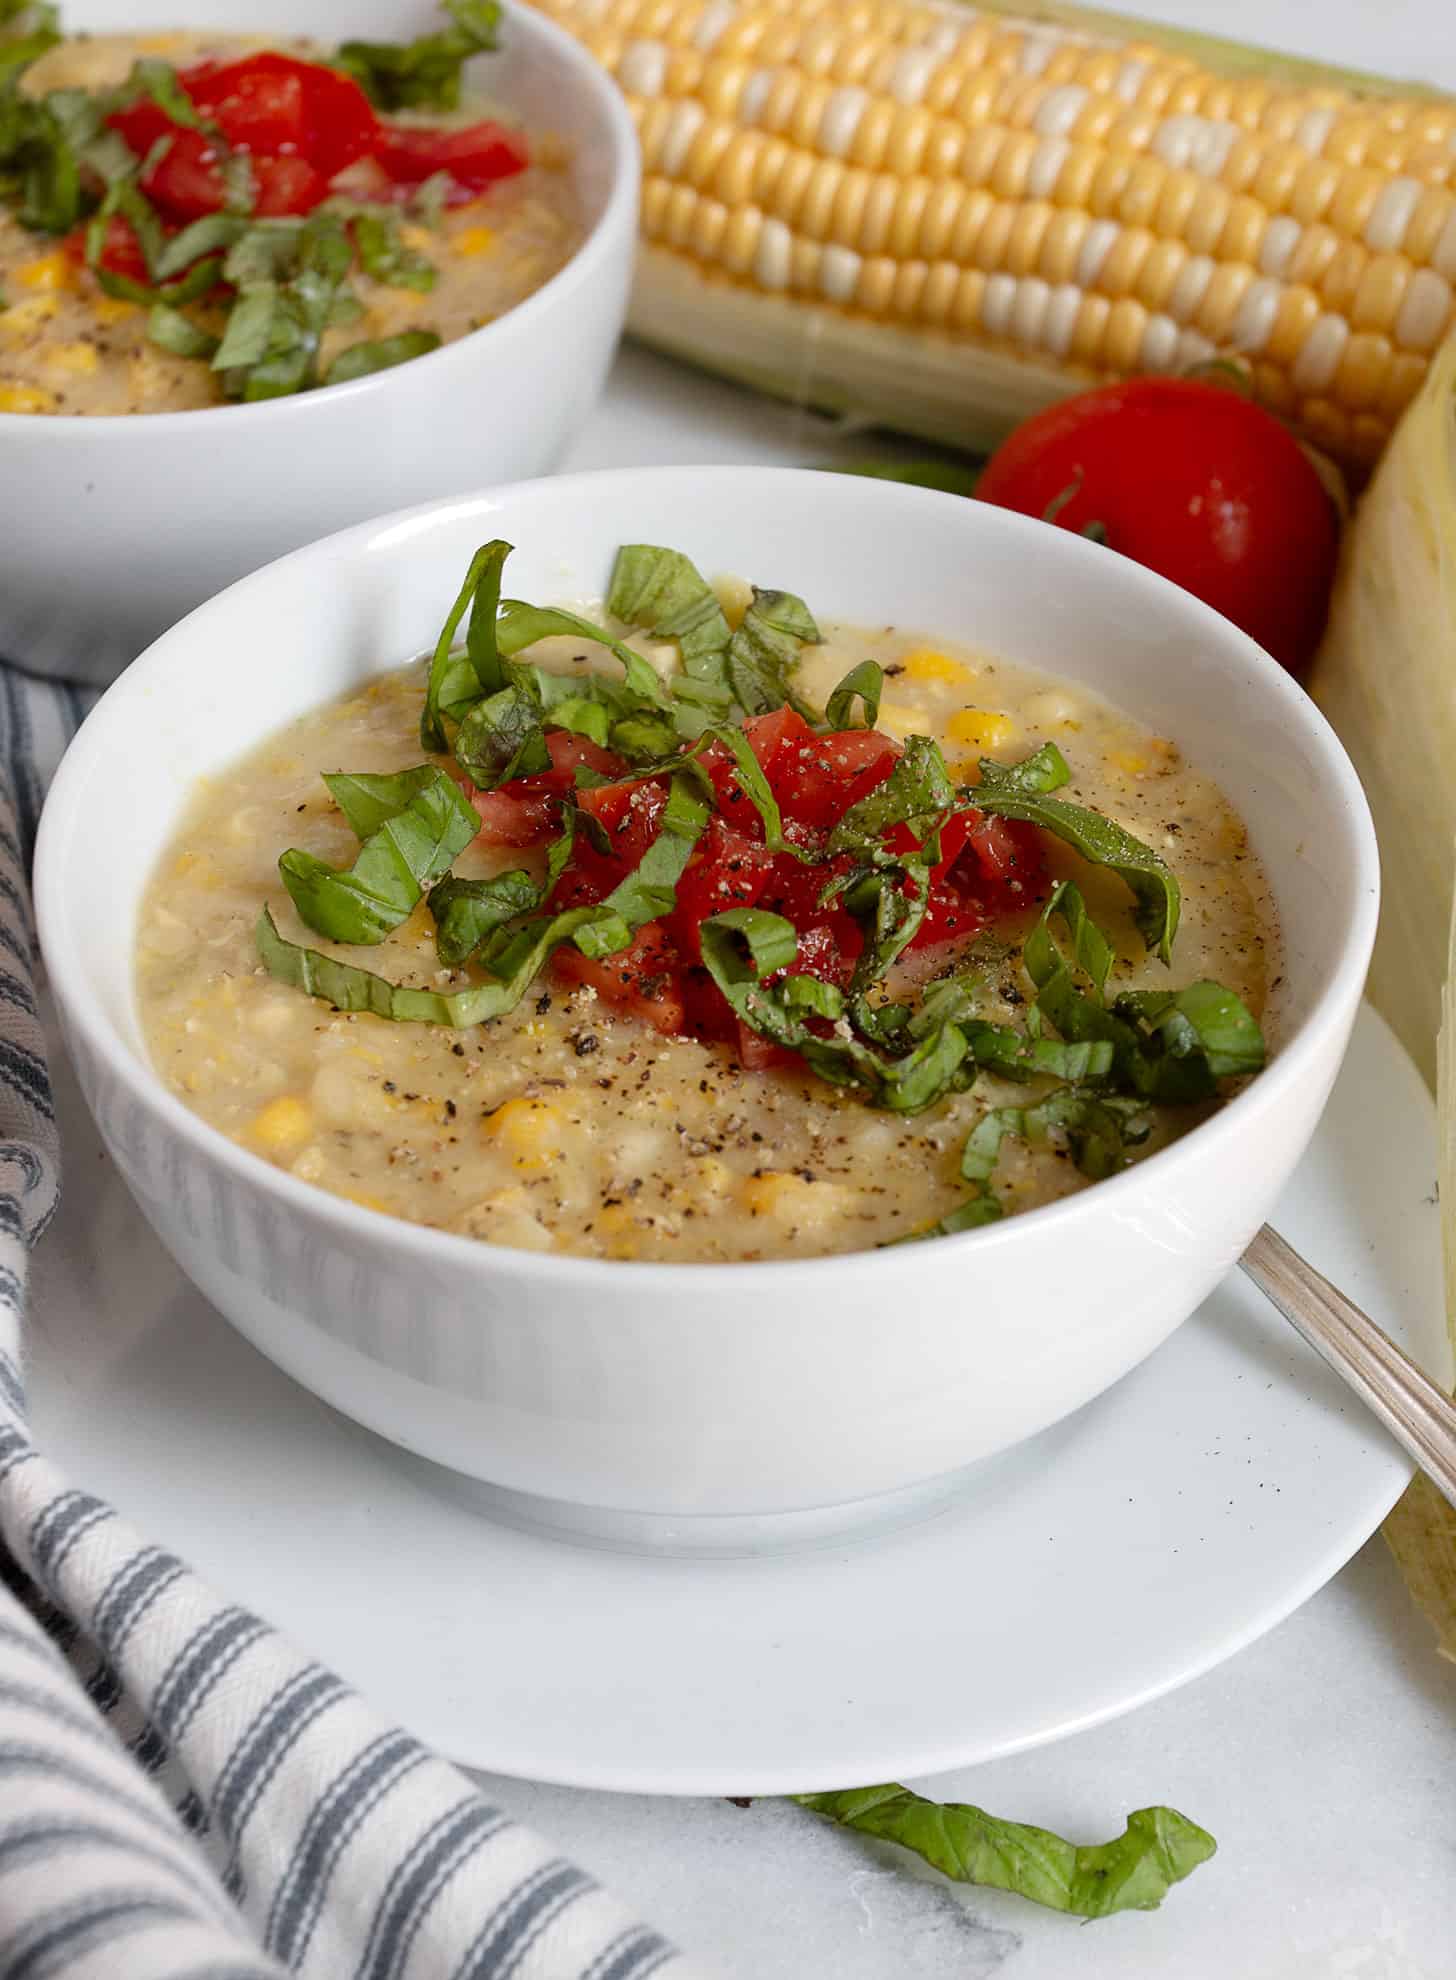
1240, 1225, 1456, 1514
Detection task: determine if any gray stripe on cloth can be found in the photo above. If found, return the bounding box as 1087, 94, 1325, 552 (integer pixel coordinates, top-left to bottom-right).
0, 659, 706, 1980
264, 1730, 426, 1965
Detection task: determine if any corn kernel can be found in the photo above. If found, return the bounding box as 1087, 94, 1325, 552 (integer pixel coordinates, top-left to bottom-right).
15, 251, 73, 293
93, 297, 139, 325
0, 295, 60, 337
899, 646, 976, 684
945, 707, 1015, 752
876, 699, 932, 741
248, 1095, 314, 1152
42, 341, 99, 377
400, 222, 435, 254
741, 1170, 853, 1230
0, 383, 56, 413
712, 573, 754, 627
484, 1095, 567, 1170
1107, 746, 1148, 775
454, 225, 498, 257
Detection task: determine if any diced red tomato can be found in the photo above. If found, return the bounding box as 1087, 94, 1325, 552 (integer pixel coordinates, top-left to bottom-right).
551, 925, 686, 1035
670, 820, 772, 960
375, 119, 530, 190
181, 53, 308, 157
963, 815, 1045, 891
292, 61, 382, 178
544, 731, 624, 782
251, 153, 331, 216
469, 784, 560, 848
105, 97, 176, 158
68, 214, 150, 285
140, 127, 229, 222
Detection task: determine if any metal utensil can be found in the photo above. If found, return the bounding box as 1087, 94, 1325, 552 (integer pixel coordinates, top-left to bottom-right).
1241, 1225, 1456, 1511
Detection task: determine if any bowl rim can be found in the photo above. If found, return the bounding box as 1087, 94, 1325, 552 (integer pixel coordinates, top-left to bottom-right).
0, 0, 639, 437
35, 464, 1382, 1286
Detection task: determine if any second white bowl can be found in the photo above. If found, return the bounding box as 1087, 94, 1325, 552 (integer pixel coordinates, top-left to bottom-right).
0, 0, 638, 684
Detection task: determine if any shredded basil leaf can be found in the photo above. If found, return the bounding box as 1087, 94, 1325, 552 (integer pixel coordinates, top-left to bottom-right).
825, 660, 883, 731
724, 586, 821, 718
350, 209, 438, 291
422, 540, 510, 750
155, 212, 248, 280
278, 766, 479, 944
428, 866, 543, 966
975, 749, 1180, 962
829, 734, 955, 853
454, 679, 550, 790
325, 329, 442, 386
335, 0, 502, 111
497, 602, 672, 712
607, 544, 732, 677
146, 302, 218, 359
792, 1787, 1214, 1917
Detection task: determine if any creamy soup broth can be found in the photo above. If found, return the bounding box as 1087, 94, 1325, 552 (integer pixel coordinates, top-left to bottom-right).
136, 618, 1278, 1261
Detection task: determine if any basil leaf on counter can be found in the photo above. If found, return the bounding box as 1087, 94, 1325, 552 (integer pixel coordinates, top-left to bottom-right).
975, 749, 1180, 962
792, 1787, 1214, 1917
725, 586, 821, 718
278, 765, 478, 944
335, 0, 502, 111
825, 660, 883, 731
324, 329, 441, 386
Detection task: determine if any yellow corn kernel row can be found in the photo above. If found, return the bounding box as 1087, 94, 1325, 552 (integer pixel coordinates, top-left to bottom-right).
530, 0, 1456, 464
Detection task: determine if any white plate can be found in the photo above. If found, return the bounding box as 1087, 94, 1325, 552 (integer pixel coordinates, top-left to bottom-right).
31, 1001, 1447, 1797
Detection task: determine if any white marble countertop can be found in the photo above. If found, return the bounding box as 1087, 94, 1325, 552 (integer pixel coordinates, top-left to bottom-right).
456, 1, 1456, 1971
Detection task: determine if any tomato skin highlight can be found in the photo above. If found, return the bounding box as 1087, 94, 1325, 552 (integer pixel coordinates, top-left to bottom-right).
975, 377, 1339, 680
375, 119, 529, 191
551, 925, 686, 1035
251, 153, 331, 216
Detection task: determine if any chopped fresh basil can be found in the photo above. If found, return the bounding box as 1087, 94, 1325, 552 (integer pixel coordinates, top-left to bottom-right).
278, 766, 479, 944
696, 724, 809, 859
335, 0, 502, 111
792, 1787, 1214, 1917
454, 679, 550, 790
0, 2, 59, 89
324, 329, 442, 386
595, 772, 708, 927
428, 866, 543, 966
155, 212, 248, 280
724, 586, 821, 719
215, 214, 356, 402
146, 302, 218, 360
350, 209, 438, 292
422, 541, 509, 749
829, 734, 954, 853
607, 543, 732, 678
118, 57, 206, 132
975, 748, 1180, 962
497, 601, 672, 711
825, 660, 883, 731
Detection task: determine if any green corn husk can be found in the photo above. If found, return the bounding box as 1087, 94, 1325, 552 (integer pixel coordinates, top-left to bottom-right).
1310, 332, 1456, 1653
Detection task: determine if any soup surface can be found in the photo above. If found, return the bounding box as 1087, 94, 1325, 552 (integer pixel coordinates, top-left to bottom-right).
0, 29, 580, 414
137, 608, 1278, 1261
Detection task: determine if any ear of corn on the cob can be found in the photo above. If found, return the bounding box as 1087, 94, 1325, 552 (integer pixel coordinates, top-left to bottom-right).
532, 0, 1456, 467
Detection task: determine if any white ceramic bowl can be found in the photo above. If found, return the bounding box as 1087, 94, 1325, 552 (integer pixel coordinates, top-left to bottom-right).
0, 0, 637, 685
35, 467, 1379, 1534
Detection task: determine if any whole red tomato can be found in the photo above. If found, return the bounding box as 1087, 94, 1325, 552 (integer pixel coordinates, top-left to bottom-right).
974, 377, 1339, 679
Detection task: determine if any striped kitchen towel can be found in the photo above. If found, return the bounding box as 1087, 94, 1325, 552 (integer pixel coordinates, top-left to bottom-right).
0, 664, 703, 1978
